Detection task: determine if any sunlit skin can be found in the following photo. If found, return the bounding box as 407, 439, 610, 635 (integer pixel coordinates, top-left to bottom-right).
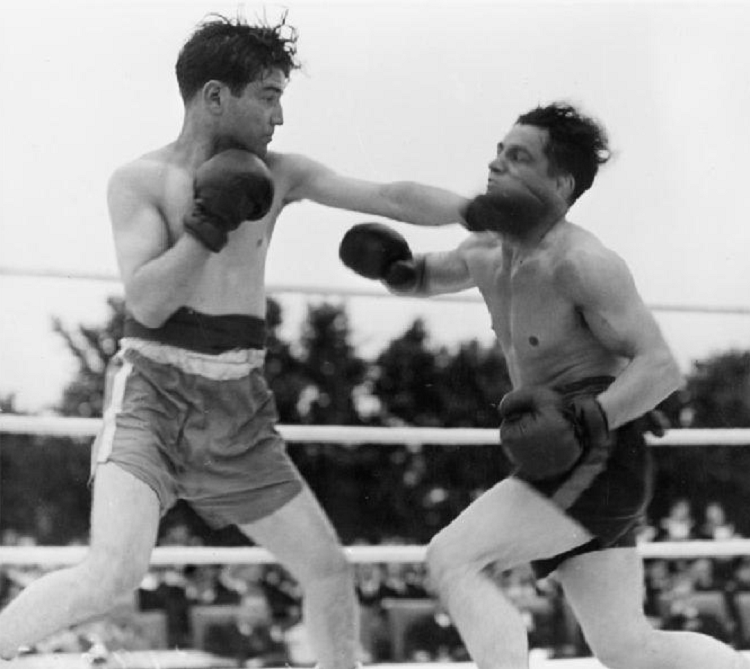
107, 67, 467, 330
408, 123, 679, 429
400, 121, 749, 669
0, 49, 470, 664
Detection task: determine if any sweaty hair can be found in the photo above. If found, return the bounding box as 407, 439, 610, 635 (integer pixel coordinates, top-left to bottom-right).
175, 13, 300, 103
517, 103, 611, 204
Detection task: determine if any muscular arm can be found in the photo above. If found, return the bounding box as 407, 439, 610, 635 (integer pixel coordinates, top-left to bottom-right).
107, 165, 210, 327
561, 247, 682, 429
389, 239, 477, 298
282, 153, 468, 227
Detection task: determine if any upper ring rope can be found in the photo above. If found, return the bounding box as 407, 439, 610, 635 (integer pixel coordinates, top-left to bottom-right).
1, 265, 749, 316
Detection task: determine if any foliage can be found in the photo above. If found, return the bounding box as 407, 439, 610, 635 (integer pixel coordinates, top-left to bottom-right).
53, 296, 125, 418
0, 395, 89, 543
296, 302, 367, 425
683, 350, 750, 427
4, 296, 750, 542
649, 350, 750, 532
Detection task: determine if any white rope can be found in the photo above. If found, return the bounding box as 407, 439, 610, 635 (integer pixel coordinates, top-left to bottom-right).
0, 544, 421, 567
1, 265, 749, 315
0, 414, 749, 447
0, 541, 748, 567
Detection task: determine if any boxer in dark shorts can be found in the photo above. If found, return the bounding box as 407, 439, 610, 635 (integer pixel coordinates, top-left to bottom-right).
339, 102, 750, 667
92, 308, 304, 528
523, 376, 653, 579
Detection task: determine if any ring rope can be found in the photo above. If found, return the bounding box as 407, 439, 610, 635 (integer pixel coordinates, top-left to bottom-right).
2, 265, 750, 316
1, 415, 749, 447
0, 541, 748, 567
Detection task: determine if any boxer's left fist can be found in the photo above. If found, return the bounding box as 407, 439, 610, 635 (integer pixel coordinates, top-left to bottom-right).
498, 387, 610, 480
184, 149, 274, 252
339, 222, 425, 292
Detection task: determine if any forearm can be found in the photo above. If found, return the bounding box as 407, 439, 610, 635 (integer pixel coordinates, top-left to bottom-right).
597, 351, 682, 429
381, 181, 468, 227
383, 252, 475, 298
124, 235, 211, 327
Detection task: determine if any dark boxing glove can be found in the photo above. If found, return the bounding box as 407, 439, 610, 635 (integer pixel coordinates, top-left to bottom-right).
635, 408, 670, 438
463, 185, 548, 237
339, 222, 425, 292
498, 386, 610, 481
183, 149, 275, 252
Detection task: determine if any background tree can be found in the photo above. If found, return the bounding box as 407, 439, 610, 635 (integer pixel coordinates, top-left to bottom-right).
684, 350, 750, 428
264, 298, 307, 423
373, 319, 443, 426
649, 349, 750, 533
295, 302, 367, 426
5, 294, 750, 544
53, 296, 125, 418
0, 394, 90, 543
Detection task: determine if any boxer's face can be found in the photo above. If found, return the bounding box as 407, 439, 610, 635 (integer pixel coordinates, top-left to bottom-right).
222, 67, 288, 157
488, 125, 549, 195
485, 124, 570, 231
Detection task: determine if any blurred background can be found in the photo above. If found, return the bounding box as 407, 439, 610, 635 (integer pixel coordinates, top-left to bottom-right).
2, 0, 750, 665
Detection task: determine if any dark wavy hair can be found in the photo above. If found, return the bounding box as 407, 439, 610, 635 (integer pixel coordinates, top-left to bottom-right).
176, 13, 300, 103
517, 103, 611, 204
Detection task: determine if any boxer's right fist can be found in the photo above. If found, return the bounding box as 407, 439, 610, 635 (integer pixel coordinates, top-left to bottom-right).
184, 149, 274, 252
339, 222, 425, 291
498, 387, 611, 480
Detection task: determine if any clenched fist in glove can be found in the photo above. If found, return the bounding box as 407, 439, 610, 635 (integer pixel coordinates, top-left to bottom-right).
498, 386, 610, 481
183, 149, 275, 252
338, 222, 425, 292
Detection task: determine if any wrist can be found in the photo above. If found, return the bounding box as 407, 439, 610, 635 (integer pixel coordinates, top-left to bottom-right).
183, 210, 227, 253
384, 255, 427, 294
594, 395, 613, 431
570, 395, 610, 447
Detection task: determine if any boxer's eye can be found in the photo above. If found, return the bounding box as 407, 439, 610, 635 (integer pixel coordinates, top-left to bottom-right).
508, 148, 529, 163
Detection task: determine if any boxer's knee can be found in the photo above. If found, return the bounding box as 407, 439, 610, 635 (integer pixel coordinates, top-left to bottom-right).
79, 544, 150, 609
426, 531, 479, 597
586, 622, 653, 669
427, 526, 520, 596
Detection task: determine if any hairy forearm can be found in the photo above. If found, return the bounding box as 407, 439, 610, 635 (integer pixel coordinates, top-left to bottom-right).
124, 235, 210, 328
597, 351, 683, 429
382, 181, 468, 227
383, 252, 475, 298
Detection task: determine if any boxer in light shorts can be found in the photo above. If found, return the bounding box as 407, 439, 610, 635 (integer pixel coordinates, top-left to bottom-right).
0, 14, 468, 664
92, 310, 304, 528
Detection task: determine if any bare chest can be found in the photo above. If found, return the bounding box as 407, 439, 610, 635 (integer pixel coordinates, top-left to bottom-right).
467, 248, 592, 369
160, 176, 281, 308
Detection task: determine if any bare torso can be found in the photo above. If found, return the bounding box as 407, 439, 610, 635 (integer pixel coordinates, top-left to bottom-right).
461, 225, 626, 389
128, 146, 296, 319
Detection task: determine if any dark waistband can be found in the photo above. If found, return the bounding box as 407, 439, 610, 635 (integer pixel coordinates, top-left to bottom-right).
554, 376, 615, 401
124, 307, 266, 355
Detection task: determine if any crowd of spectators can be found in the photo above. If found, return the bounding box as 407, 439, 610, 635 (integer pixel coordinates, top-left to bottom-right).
1, 496, 749, 665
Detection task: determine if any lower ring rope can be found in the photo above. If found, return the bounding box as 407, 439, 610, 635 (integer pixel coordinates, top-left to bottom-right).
0, 540, 748, 567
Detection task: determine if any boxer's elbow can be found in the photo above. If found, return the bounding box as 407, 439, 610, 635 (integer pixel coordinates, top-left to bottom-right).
652, 348, 683, 396
126, 293, 174, 329
129, 305, 169, 329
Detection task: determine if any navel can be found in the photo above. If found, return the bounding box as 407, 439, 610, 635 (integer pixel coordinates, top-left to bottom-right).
528, 335, 539, 347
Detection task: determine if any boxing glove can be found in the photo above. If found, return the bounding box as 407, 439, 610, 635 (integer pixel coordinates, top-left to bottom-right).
339, 222, 425, 292
463, 186, 548, 238
184, 149, 275, 252
498, 386, 610, 480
